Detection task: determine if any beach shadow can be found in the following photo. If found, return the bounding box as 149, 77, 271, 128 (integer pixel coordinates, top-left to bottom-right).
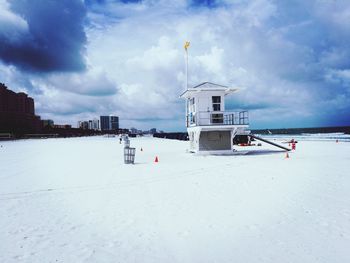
244, 149, 287, 156
205, 149, 287, 156
128, 162, 147, 165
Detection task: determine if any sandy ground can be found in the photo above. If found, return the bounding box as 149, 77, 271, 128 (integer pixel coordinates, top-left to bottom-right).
0, 136, 349, 263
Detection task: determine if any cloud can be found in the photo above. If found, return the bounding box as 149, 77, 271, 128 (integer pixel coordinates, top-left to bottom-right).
190, 0, 219, 8
0, 0, 29, 43
47, 70, 118, 97
0, 0, 87, 72
324, 69, 350, 88
29, 77, 122, 125
1, 0, 350, 130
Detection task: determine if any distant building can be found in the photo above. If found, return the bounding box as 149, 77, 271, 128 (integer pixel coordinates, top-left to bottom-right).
110, 116, 119, 130
150, 128, 157, 134
88, 120, 93, 130
91, 118, 99, 130
78, 118, 100, 130
100, 115, 119, 131
0, 83, 42, 134
130, 127, 143, 135
78, 121, 89, 130
100, 116, 109, 131
83, 121, 89, 130
42, 119, 54, 128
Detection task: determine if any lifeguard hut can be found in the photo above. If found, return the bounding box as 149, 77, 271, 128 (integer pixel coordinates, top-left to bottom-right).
180, 82, 249, 154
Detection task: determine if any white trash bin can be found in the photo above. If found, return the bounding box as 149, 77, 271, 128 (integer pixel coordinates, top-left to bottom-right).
124, 147, 135, 164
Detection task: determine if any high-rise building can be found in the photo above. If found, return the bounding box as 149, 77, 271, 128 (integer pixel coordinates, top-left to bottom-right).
78, 119, 100, 130
78, 121, 89, 130
100, 115, 119, 131
42, 119, 54, 128
100, 116, 109, 131
0, 83, 42, 134
110, 116, 119, 130
92, 118, 100, 130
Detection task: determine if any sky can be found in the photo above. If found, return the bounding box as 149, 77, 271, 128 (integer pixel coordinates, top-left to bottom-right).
0, 0, 350, 131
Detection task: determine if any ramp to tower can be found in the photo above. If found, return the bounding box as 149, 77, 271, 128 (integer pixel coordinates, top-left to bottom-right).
249, 134, 291, 151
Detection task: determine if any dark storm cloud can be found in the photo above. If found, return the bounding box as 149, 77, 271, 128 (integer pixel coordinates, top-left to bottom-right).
0, 0, 87, 72
85, 0, 141, 6
190, 0, 218, 8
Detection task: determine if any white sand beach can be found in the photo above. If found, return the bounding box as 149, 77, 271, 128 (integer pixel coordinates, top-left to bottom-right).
0, 136, 349, 262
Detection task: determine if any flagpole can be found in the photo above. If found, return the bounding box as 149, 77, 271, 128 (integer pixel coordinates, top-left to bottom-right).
186, 47, 188, 90
184, 41, 190, 127
184, 41, 190, 90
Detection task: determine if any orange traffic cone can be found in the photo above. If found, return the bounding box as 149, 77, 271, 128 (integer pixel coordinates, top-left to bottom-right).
285, 152, 289, 159
154, 156, 159, 163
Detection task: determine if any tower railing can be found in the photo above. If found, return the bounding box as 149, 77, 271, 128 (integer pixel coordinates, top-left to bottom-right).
187, 111, 249, 126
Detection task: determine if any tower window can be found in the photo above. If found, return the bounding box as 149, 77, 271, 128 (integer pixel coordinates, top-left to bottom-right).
212, 96, 221, 111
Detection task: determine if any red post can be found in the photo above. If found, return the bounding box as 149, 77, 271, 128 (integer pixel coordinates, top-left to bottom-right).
292, 142, 296, 150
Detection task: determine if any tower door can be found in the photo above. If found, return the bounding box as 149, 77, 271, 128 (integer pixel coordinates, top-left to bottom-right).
198, 97, 209, 112
198, 97, 210, 125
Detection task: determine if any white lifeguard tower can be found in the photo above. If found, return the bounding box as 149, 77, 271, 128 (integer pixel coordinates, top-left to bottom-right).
180, 82, 249, 154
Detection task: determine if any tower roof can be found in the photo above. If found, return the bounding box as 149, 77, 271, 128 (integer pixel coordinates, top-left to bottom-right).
180, 82, 239, 98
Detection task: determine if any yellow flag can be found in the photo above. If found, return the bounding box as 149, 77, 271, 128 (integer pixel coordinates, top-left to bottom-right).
184, 41, 190, 50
